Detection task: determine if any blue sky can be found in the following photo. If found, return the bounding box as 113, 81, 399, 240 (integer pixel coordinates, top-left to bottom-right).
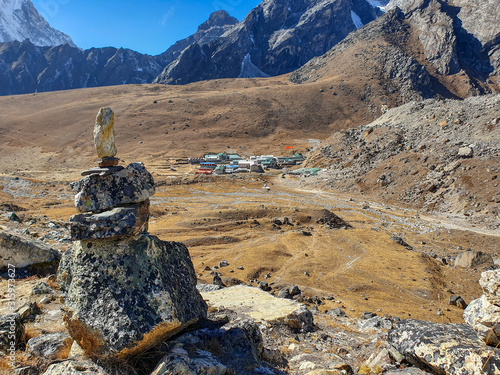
32, 0, 261, 55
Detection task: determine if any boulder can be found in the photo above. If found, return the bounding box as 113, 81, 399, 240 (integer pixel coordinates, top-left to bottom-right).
200, 285, 314, 331
58, 234, 207, 357
316, 209, 351, 229
26, 332, 73, 360
464, 270, 500, 346
151, 320, 279, 375
0, 313, 25, 351
69, 201, 149, 240
454, 251, 494, 268
388, 319, 500, 374
41, 360, 108, 375
0, 227, 61, 273
71, 162, 155, 213
458, 147, 473, 158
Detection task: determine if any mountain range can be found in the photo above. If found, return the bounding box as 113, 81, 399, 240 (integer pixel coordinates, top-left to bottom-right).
0, 0, 498, 100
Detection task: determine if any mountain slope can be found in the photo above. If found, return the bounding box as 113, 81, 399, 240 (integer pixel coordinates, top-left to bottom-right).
155, 0, 382, 85
0, 40, 169, 95
290, 0, 499, 103
0, 0, 76, 47
303, 94, 500, 228
159, 10, 239, 64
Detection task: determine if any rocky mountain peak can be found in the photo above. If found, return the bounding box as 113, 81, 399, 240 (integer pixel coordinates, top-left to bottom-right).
198, 10, 238, 31
0, 0, 76, 47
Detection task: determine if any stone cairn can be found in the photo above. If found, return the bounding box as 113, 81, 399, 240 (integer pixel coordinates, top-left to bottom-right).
58, 107, 207, 358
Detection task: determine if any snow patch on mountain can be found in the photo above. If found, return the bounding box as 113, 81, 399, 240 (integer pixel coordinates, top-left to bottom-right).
0, 0, 76, 47
350, 11, 364, 29
238, 53, 269, 78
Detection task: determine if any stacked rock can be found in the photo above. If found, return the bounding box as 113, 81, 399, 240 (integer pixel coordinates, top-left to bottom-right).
58, 108, 207, 358
464, 269, 500, 346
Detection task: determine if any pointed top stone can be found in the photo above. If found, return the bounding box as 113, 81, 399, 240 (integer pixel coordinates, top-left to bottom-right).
94, 107, 117, 159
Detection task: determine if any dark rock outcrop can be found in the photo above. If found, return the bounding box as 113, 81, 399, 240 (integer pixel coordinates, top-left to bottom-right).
0, 313, 25, 351
155, 0, 381, 85
388, 319, 500, 374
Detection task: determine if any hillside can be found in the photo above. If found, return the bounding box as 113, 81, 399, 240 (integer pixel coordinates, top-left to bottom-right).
0, 76, 381, 179
290, 0, 500, 105
302, 94, 500, 229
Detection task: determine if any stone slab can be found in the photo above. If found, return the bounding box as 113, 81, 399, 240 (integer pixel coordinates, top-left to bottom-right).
69, 201, 149, 240
72, 162, 155, 213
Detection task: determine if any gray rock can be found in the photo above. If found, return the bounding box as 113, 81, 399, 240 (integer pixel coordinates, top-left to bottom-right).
388, 319, 500, 374
26, 332, 73, 360
464, 295, 500, 346
69, 201, 150, 240
13, 366, 38, 375
7, 211, 22, 223
464, 269, 500, 346
289, 285, 301, 296
327, 308, 347, 318
58, 234, 207, 357
31, 281, 54, 295
41, 360, 108, 375
196, 283, 223, 293
454, 251, 494, 268
152, 319, 279, 375
0, 227, 61, 273
0, 313, 25, 351
71, 162, 155, 213
285, 305, 314, 332
278, 288, 292, 299
458, 147, 473, 158
448, 295, 467, 309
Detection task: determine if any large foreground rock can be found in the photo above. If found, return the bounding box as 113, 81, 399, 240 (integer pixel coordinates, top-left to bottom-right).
388, 319, 500, 374
58, 234, 207, 357
71, 162, 155, 213
0, 227, 61, 273
464, 270, 500, 346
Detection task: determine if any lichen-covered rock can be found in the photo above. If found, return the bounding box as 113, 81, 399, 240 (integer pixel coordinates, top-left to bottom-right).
71, 162, 155, 213
41, 360, 108, 375
464, 295, 500, 346
388, 319, 500, 374
69, 201, 149, 240
94, 107, 117, 159
479, 269, 500, 302
0, 227, 61, 272
26, 332, 73, 360
464, 269, 500, 346
0, 313, 25, 351
58, 234, 207, 357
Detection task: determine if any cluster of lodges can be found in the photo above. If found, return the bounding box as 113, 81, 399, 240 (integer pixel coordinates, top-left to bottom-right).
189, 152, 305, 175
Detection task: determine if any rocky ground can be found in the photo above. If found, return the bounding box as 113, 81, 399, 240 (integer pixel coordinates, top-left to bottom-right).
302, 94, 500, 230
0, 166, 498, 374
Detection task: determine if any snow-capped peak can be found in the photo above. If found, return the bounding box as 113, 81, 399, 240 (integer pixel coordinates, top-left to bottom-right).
0, 0, 77, 47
